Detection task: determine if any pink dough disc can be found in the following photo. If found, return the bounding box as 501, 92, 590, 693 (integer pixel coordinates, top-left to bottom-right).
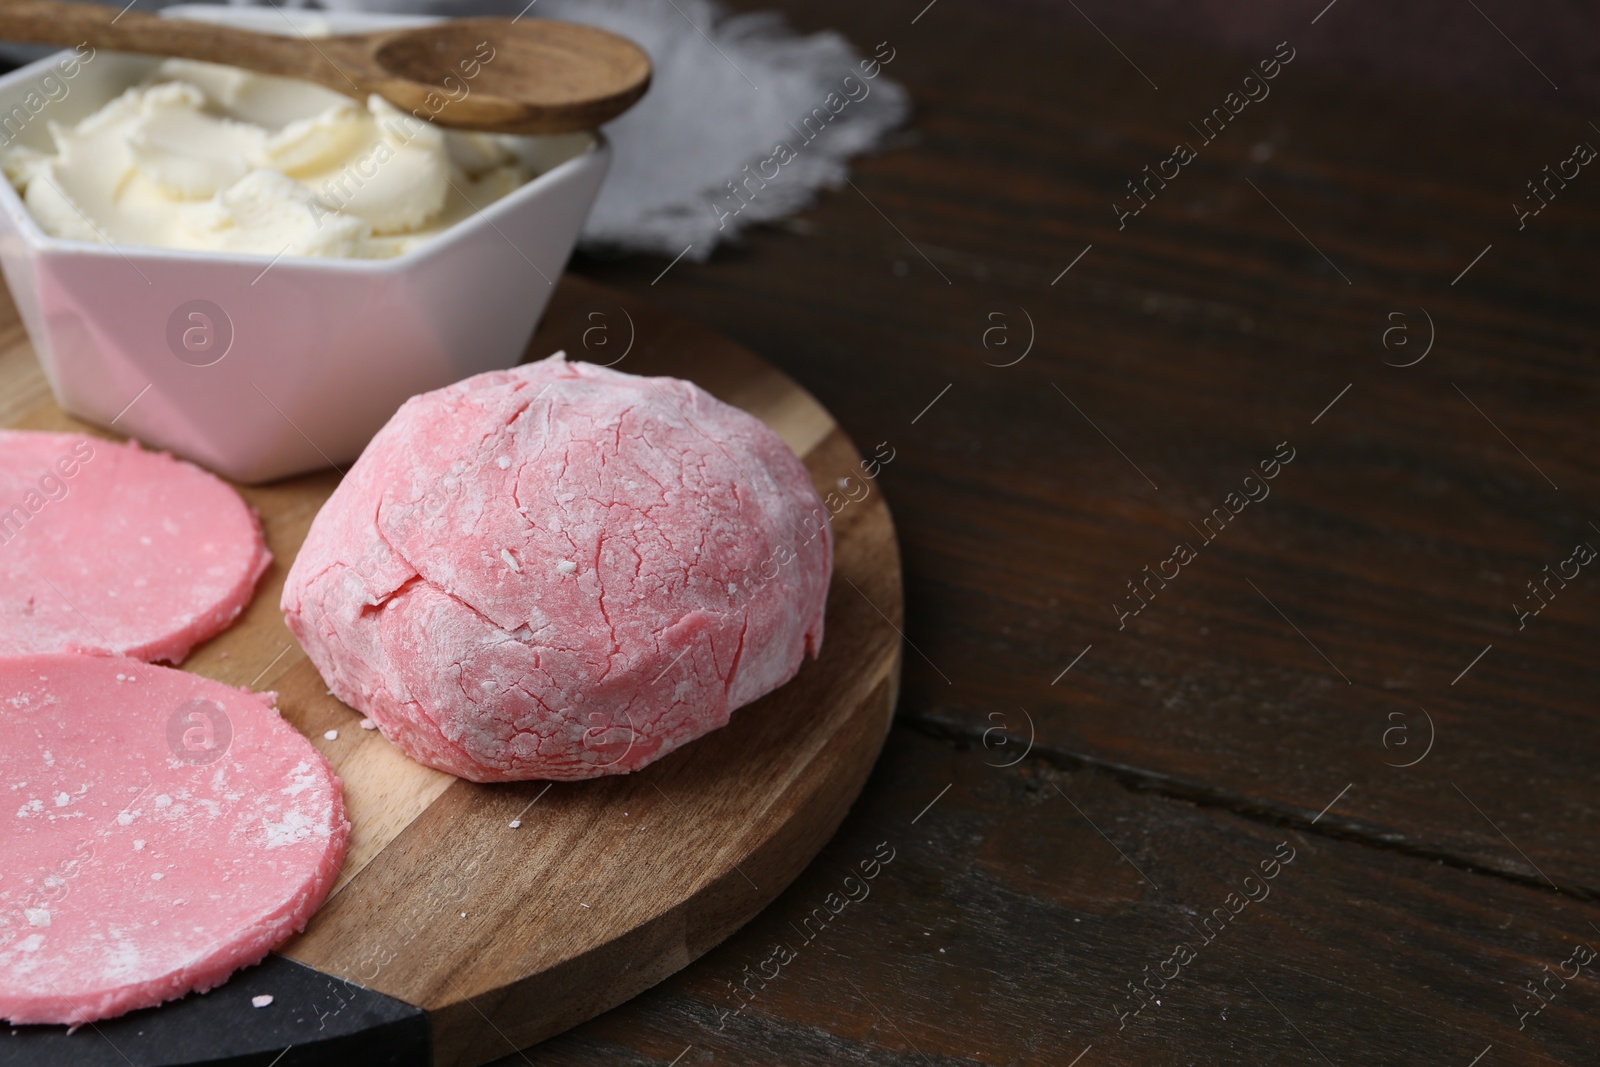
0, 431, 271, 664
283, 352, 833, 782
0, 653, 349, 1026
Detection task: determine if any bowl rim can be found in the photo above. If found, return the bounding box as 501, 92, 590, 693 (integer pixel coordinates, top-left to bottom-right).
0, 2, 608, 274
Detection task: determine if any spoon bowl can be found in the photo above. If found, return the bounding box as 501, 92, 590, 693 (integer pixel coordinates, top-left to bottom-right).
368, 18, 651, 133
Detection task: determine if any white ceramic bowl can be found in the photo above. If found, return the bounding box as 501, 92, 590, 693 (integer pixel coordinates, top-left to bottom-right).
0, 4, 610, 482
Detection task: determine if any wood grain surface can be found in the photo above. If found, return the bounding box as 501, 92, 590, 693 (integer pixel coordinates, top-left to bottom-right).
483, 0, 1600, 1063
0, 276, 903, 1066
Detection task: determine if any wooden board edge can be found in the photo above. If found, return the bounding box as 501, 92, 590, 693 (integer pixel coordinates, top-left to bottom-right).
426, 662, 901, 1064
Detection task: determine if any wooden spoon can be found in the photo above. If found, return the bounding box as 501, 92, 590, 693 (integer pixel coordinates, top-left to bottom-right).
0, 0, 651, 134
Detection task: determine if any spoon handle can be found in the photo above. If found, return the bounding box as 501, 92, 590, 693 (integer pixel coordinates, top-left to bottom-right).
0, 0, 370, 89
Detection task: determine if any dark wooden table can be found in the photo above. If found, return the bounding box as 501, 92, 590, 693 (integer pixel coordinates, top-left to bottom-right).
491, 2, 1600, 1063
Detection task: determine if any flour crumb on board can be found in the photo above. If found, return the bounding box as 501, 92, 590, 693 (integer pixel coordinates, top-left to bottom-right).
251, 995, 273, 1008
323, 730, 338, 741
359, 718, 376, 730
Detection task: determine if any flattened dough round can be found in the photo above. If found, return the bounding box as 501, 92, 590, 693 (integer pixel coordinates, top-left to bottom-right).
0, 431, 271, 663
0, 653, 349, 1026
283, 353, 832, 781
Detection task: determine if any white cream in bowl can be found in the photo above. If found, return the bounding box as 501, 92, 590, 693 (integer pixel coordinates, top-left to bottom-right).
1, 59, 532, 258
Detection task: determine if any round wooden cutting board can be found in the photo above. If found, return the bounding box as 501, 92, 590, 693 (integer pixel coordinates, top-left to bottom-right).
0, 276, 903, 1067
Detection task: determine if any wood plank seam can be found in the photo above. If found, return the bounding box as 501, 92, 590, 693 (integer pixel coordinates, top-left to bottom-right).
898, 714, 1600, 903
